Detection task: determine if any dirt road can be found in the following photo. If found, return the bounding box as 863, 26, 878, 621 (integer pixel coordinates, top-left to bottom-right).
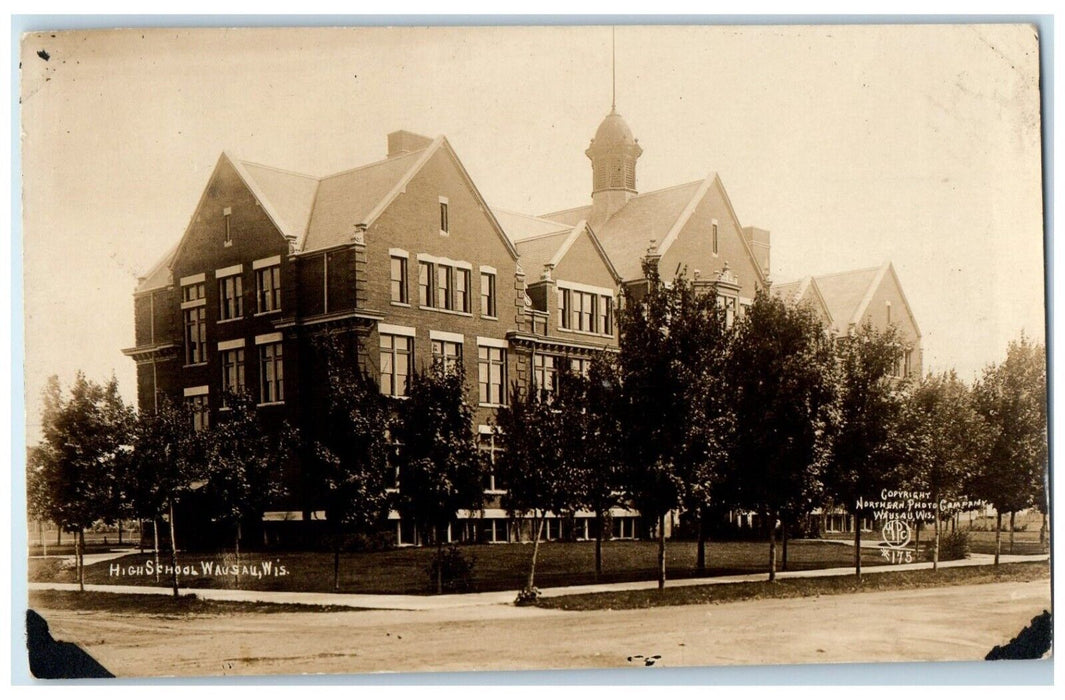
32, 580, 1050, 678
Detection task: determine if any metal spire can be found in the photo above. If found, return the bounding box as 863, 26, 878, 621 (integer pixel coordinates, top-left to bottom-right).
611, 26, 616, 112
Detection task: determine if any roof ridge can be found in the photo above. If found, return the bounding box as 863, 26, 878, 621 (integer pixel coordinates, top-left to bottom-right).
493, 207, 570, 225
633, 179, 707, 199
513, 228, 574, 245
235, 158, 320, 181
813, 265, 882, 280
321, 148, 427, 181
541, 179, 708, 220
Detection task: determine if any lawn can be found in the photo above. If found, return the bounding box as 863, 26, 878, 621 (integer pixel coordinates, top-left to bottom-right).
536, 561, 1052, 611
29, 539, 888, 595
28, 590, 359, 616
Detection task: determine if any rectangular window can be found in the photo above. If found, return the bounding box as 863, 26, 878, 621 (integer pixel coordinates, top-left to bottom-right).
718, 295, 737, 328
436, 264, 453, 310
599, 295, 613, 335
183, 306, 206, 364
380, 334, 413, 397
259, 342, 284, 404
390, 255, 408, 304
439, 200, 449, 233
221, 348, 245, 397
255, 265, 281, 313
533, 354, 559, 396
182, 281, 205, 303
565, 289, 597, 332
478, 345, 507, 405
904, 349, 913, 378
223, 208, 233, 246
187, 395, 209, 432
418, 261, 433, 307
431, 338, 463, 374
218, 274, 244, 320
570, 357, 591, 377
478, 431, 506, 492
481, 272, 497, 317
455, 268, 470, 313
712, 222, 719, 255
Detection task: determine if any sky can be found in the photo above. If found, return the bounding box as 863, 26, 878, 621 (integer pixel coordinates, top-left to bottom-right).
19, 23, 1045, 442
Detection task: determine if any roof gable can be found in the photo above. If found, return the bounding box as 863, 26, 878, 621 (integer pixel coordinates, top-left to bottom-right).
230, 158, 320, 245
302, 147, 428, 252
492, 208, 571, 242
813, 266, 880, 333
587, 181, 704, 280
515, 220, 621, 285
773, 276, 833, 327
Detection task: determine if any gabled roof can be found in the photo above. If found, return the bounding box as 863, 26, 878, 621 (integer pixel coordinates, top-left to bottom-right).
542, 181, 705, 281
811, 265, 882, 334
139, 134, 521, 287
514, 220, 621, 285
230, 158, 320, 244
773, 275, 833, 327
134, 242, 178, 294
808, 262, 920, 337
492, 208, 570, 242
303, 148, 427, 251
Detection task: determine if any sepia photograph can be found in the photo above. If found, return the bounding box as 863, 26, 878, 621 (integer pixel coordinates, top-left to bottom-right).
17, 21, 1050, 681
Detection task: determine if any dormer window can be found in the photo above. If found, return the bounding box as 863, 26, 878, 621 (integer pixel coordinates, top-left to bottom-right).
439, 197, 449, 235
223, 206, 233, 247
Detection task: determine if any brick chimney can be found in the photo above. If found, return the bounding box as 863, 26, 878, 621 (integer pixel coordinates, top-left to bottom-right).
742, 226, 771, 278
387, 130, 433, 157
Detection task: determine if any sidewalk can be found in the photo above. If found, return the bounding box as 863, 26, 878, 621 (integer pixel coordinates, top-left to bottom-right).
28, 552, 1049, 611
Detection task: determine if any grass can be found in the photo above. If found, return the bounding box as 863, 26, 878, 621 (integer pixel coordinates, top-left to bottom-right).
535, 561, 1051, 611
28, 539, 887, 595
28, 590, 361, 616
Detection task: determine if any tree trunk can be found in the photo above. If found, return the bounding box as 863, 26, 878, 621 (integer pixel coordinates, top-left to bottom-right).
994, 510, 1002, 566
153, 518, 161, 582
594, 510, 603, 579
696, 509, 707, 574
767, 513, 777, 582
169, 499, 180, 597
435, 537, 444, 595
932, 509, 940, 571
1040, 511, 1047, 549
118, 520, 123, 545
76, 528, 84, 592
333, 524, 342, 592
854, 513, 862, 578
39, 521, 47, 557
56, 528, 61, 547
528, 512, 545, 590
781, 521, 789, 572
657, 512, 667, 590
1009, 511, 1015, 554
235, 520, 242, 587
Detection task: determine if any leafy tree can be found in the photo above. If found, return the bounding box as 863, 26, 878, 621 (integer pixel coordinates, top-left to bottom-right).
568, 355, 626, 578
970, 334, 1047, 563
493, 373, 576, 593
127, 395, 206, 595
899, 371, 988, 570
392, 362, 484, 594
823, 322, 908, 577
202, 389, 292, 583
727, 290, 839, 581
616, 259, 728, 588
306, 333, 392, 590
670, 278, 735, 574
32, 373, 134, 591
